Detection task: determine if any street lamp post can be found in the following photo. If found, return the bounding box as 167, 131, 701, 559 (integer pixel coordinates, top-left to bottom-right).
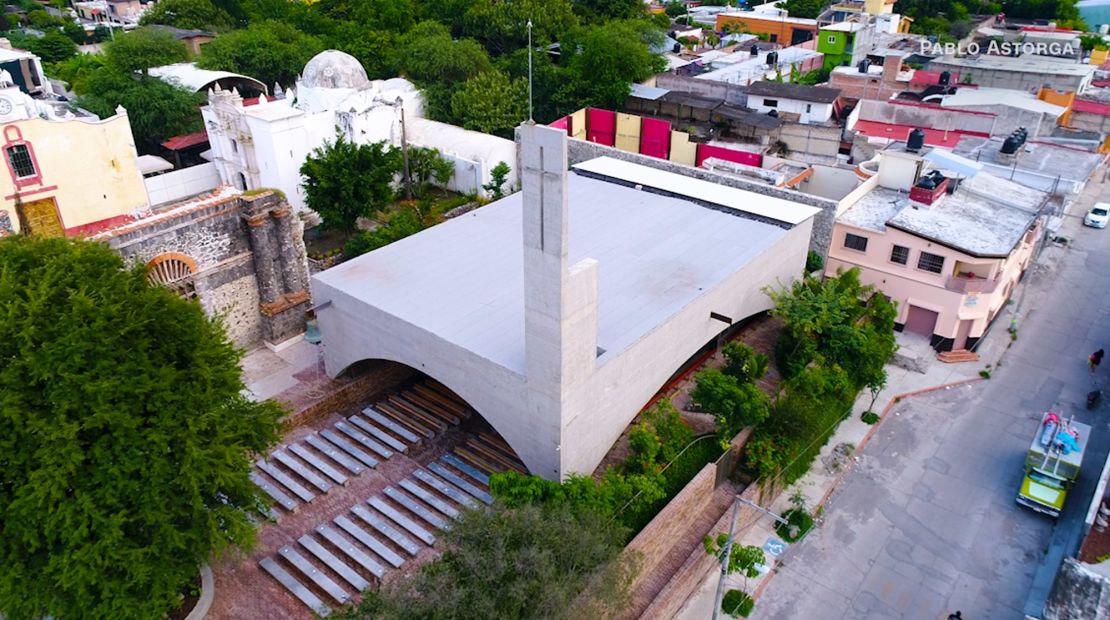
710, 495, 789, 620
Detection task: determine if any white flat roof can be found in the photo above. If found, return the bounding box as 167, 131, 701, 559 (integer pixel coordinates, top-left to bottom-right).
572, 157, 821, 226
822, 21, 866, 31
933, 54, 1095, 77
314, 167, 796, 372
942, 87, 1067, 116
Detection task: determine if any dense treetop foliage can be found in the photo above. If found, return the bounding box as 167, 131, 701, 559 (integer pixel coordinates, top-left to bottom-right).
331, 502, 635, 620
0, 237, 283, 620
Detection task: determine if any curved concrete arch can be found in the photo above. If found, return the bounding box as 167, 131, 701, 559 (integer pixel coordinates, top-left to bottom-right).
329, 348, 539, 476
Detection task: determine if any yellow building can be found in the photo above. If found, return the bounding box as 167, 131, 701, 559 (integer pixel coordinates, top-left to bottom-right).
0, 90, 147, 237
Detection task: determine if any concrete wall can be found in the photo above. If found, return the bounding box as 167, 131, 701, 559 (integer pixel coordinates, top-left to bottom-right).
778, 121, 842, 163
0, 112, 147, 235
858, 99, 995, 135
563, 136, 837, 254
799, 164, 861, 200
655, 73, 748, 107
944, 103, 1050, 137
144, 162, 221, 206
928, 59, 1090, 92
1069, 111, 1110, 136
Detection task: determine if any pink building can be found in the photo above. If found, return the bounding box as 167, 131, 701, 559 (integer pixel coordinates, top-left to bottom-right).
827, 146, 1045, 352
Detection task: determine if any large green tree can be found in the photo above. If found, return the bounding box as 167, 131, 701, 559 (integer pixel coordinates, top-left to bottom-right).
25, 30, 77, 63
197, 20, 323, 87
104, 27, 189, 74
557, 20, 666, 112
300, 135, 400, 237
79, 69, 204, 154
0, 237, 283, 620
767, 267, 897, 393
572, 0, 646, 21
139, 0, 235, 31
400, 21, 491, 85
461, 0, 579, 56
333, 502, 635, 620
450, 70, 528, 137
50, 53, 107, 95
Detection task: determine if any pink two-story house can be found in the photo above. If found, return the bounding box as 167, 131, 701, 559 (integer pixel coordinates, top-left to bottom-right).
827, 146, 1045, 352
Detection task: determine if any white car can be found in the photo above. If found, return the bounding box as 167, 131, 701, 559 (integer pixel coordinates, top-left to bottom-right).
1085, 203, 1109, 229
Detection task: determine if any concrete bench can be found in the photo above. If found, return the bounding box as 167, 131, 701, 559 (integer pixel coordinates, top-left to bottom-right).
259, 556, 331, 617
315, 524, 385, 578
361, 407, 421, 443
250, 471, 298, 512
334, 516, 405, 569
383, 486, 448, 530
399, 479, 460, 519
298, 535, 369, 592
318, 430, 379, 469
385, 397, 447, 433
465, 439, 525, 474
398, 391, 461, 426
441, 454, 490, 486
414, 469, 480, 508
271, 450, 332, 493
288, 443, 349, 485
472, 435, 526, 470
427, 462, 492, 505
256, 459, 316, 503
348, 415, 409, 453
278, 545, 350, 605
351, 504, 420, 556
398, 391, 460, 423
304, 434, 367, 475
367, 496, 436, 545
334, 422, 393, 460
451, 447, 501, 476
411, 384, 469, 419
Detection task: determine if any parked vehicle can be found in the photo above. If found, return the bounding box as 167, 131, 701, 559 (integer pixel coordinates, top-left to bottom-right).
1085, 203, 1109, 229
1017, 412, 1089, 517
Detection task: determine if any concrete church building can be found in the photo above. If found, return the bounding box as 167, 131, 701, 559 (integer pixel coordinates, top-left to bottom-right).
312, 125, 819, 480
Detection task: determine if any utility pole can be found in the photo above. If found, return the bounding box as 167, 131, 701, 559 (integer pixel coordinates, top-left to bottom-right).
711, 495, 789, 620
399, 103, 412, 200
527, 20, 534, 122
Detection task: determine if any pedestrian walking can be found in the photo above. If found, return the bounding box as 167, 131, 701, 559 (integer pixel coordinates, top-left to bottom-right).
1091, 349, 1105, 371
948, 612, 963, 620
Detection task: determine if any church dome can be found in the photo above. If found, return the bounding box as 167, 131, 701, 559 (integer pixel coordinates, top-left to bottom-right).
300, 50, 370, 90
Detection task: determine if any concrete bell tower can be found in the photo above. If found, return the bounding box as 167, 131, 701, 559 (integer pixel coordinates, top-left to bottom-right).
520, 123, 599, 480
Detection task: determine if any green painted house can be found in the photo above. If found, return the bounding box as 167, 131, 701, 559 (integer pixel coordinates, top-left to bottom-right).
817, 22, 869, 70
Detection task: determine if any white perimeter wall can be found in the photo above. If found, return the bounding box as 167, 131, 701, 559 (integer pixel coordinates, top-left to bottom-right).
143, 162, 220, 206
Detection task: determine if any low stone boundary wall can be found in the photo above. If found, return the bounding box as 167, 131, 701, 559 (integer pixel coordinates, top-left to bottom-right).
280, 361, 417, 430
617, 428, 754, 619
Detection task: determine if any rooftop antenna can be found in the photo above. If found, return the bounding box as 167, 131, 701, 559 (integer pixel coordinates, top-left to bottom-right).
527, 19, 534, 122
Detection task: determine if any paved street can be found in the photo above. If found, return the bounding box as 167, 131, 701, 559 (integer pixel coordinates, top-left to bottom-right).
753, 202, 1110, 619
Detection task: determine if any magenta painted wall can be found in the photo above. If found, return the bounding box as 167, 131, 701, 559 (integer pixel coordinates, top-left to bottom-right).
549, 116, 570, 131
586, 108, 617, 146
695, 144, 763, 168
639, 117, 671, 159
